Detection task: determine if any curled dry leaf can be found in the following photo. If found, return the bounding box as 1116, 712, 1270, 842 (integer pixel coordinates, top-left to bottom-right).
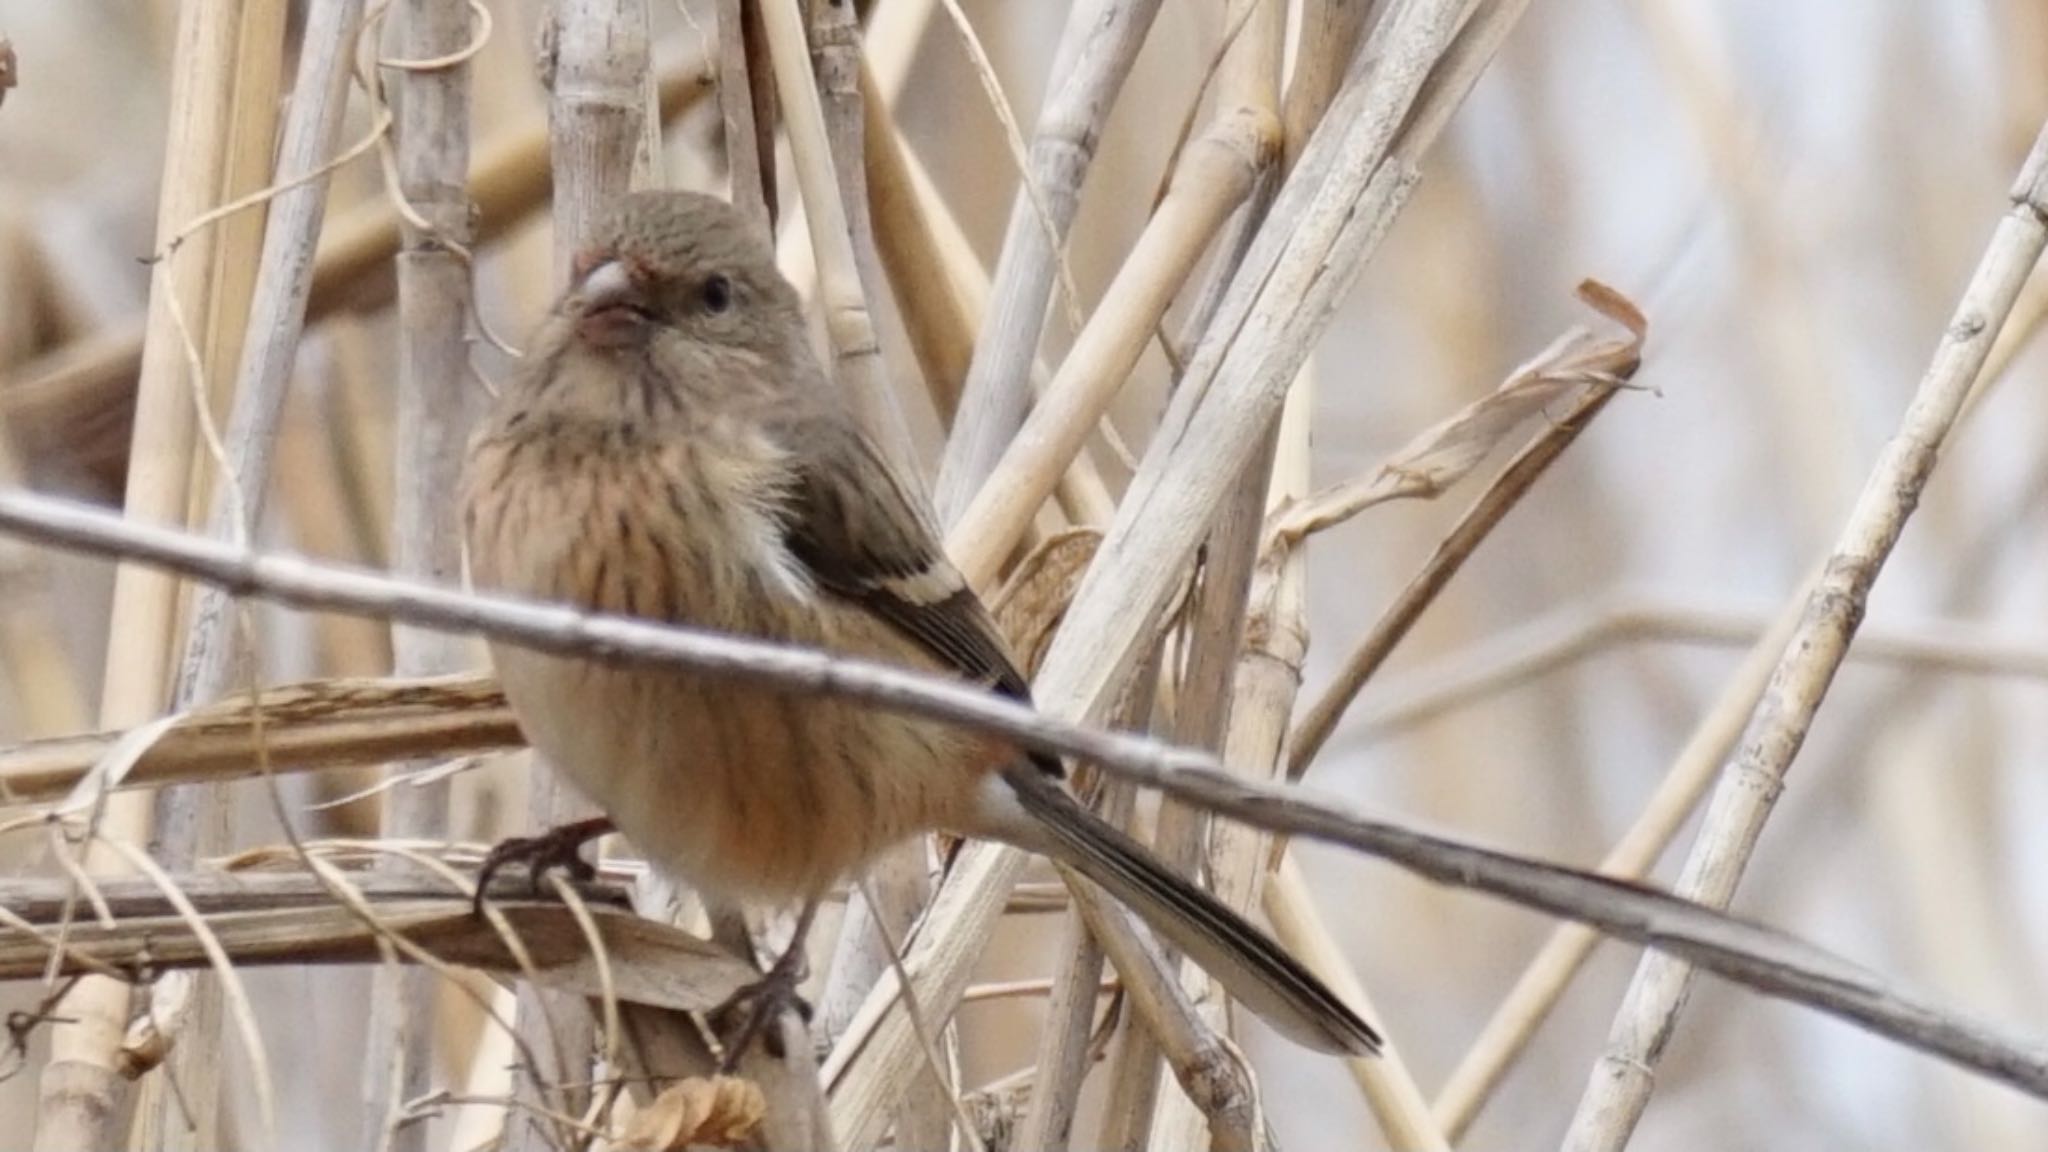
1266, 278, 1647, 551
613, 1075, 767, 1150
116, 971, 195, 1079
0, 37, 14, 109
989, 527, 1102, 677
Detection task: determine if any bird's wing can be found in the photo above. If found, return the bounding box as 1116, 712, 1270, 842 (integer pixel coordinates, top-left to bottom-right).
778, 420, 1060, 775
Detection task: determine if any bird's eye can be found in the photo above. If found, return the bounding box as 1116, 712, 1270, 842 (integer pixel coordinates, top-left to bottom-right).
701, 274, 733, 313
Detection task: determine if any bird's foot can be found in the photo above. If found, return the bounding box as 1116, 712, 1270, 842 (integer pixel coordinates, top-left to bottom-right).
713, 934, 815, 1070
470, 817, 615, 915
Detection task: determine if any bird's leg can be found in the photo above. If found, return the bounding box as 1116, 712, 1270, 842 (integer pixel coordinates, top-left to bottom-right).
471, 816, 615, 914
714, 900, 821, 1071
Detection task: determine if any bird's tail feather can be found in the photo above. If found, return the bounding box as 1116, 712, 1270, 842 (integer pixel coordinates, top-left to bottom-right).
998, 772, 1381, 1057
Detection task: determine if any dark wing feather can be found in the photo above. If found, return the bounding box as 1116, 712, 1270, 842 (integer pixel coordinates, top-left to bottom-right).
778, 421, 1059, 776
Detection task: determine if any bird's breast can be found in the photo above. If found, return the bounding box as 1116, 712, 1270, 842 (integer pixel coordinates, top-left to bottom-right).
465, 423, 806, 628
462, 424, 982, 903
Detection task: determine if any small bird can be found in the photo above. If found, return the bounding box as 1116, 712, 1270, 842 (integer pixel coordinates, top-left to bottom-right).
462, 190, 1379, 1061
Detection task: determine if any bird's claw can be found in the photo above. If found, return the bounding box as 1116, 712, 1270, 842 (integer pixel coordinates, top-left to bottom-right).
471, 817, 614, 915
713, 947, 814, 1070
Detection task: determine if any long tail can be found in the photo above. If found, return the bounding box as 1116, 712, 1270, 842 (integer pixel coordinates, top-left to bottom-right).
991, 771, 1381, 1056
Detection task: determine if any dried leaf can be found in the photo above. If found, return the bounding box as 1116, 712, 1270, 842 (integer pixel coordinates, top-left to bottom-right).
0, 37, 15, 109
614, 1076, 766, 1150
989, 528, 1101, 677
116, 971, 195, 1079
1267, 279, 1647, 549
57, 712, 183, 816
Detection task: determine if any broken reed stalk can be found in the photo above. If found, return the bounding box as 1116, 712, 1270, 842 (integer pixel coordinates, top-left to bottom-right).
361, 0, 480, 1147
1560, 118, 2048, 1152
931, 0, 1165, 524
31, 1, 250, 1149
1287, 374, 1631, 778
0, 871, 757, 1008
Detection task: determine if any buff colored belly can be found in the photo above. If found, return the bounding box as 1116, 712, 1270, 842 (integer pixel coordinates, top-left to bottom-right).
469, 433, 982, 904
492, 643, 966, 902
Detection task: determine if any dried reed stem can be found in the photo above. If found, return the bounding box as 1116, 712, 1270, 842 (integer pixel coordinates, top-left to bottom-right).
1559, 119, 2048, 1152
859, 76, 1118, 527
0, 871, 757, 1008
3, 491, 2047, 1098
714, 0, 770, 234
363, 0, 481, 1145
32, 0, 246, 1146
757, 0, 913, 464
147, 1, 292, 1140
931, 0, 1165, 523
1428, 597, 1799, 1140
1112, 4, 1290, 1146
503, 3, 656, 1146
944, 25, 1277, 590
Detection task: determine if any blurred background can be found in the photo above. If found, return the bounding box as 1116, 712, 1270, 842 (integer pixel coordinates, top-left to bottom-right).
2, 1, 2046, 1149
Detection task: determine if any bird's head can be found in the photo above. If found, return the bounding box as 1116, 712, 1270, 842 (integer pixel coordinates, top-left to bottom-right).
559, 191, 801, 359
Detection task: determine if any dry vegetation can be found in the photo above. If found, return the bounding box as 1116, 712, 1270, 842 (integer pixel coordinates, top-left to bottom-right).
0, 1, 2046, 1150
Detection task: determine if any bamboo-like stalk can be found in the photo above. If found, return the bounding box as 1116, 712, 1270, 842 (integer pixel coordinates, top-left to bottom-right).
134, 5, 286, 1147
715, 0, 770, 234
943, 44, 1277, 589
1017, 668, 1161, 1151
757, 0, 915, 465
827, 3, 1484, 1138
1559, 120, 2048, 1152
501, 3, 654, 1147
858, 74, 1119, 526
798, 13, 957, 1135
1101, 6, 1289, 1147
361, 0, 480, 1147
546, 0, 649, 280
931, 0, 1165, 524
30, 0, 246, 1146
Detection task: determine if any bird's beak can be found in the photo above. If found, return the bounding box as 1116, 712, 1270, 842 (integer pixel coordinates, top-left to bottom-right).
577, 260, 636, 311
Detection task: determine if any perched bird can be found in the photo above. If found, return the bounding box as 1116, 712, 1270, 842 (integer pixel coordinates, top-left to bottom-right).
462, 190, 1380, 1061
